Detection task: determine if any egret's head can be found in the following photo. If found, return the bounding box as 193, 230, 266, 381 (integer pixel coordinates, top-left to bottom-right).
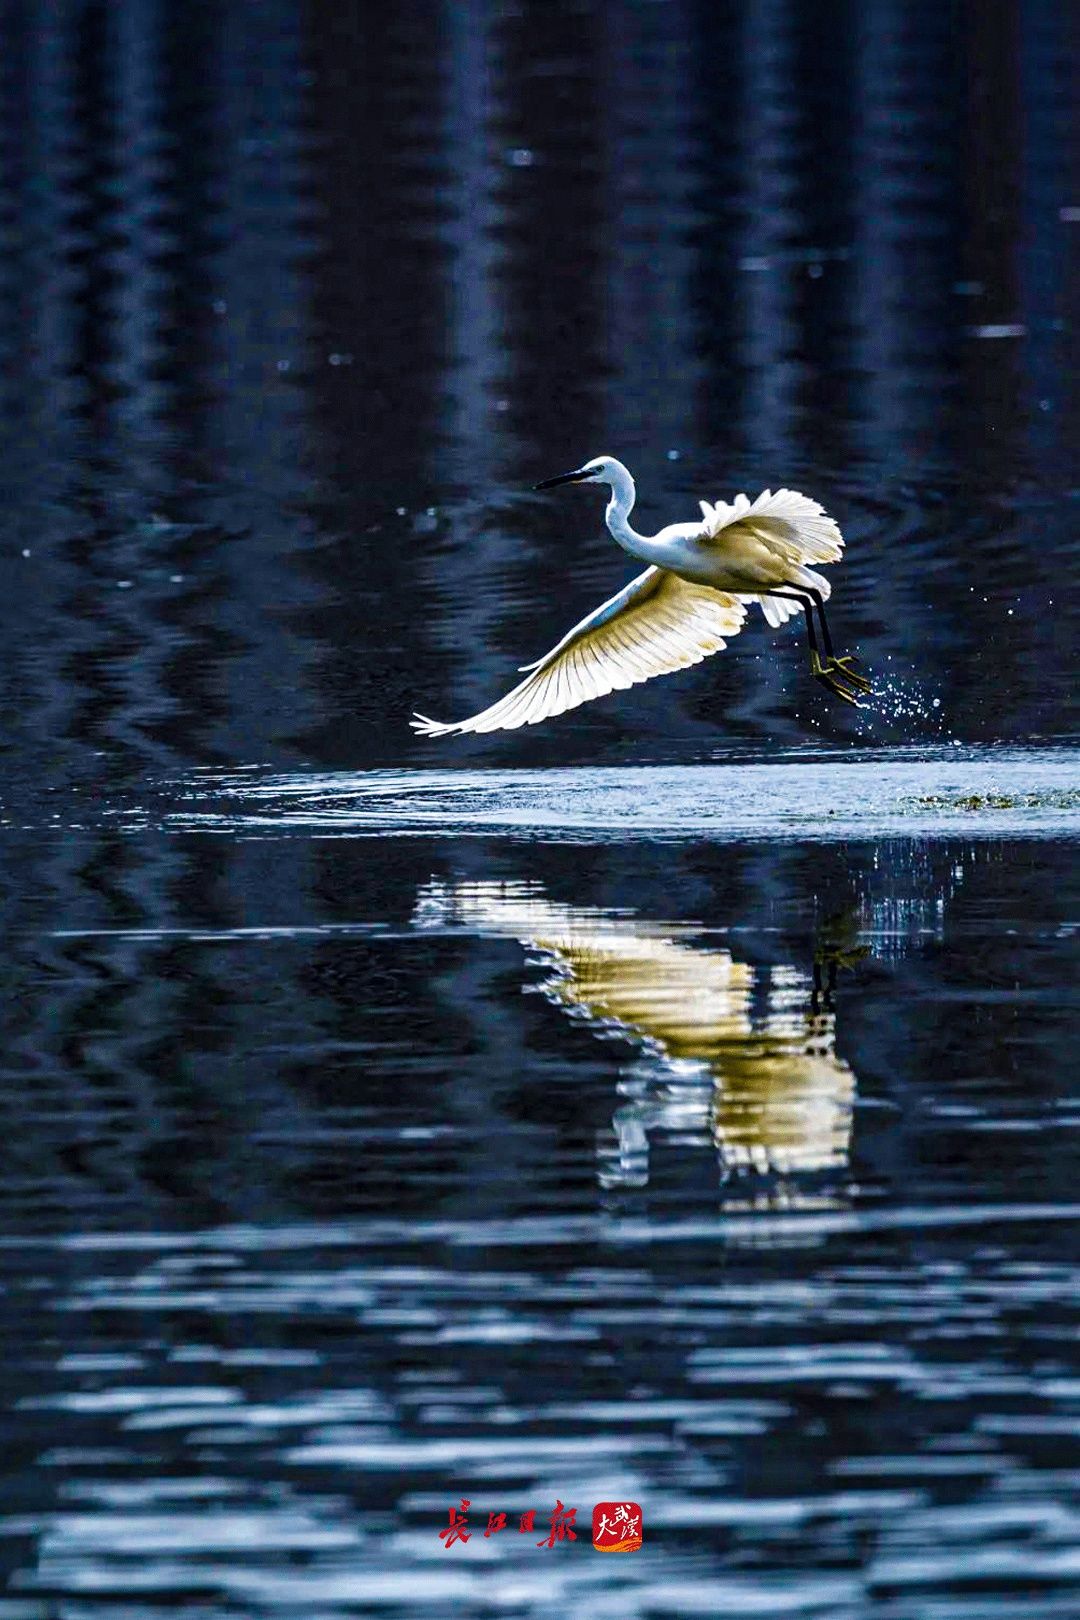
535, 454, 622, 491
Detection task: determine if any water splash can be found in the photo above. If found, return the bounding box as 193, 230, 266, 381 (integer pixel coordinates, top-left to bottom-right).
851, 661, 951, 742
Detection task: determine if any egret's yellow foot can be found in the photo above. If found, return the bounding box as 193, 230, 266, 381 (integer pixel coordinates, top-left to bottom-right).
826, 655, 873, 693
810, 651, 863, 707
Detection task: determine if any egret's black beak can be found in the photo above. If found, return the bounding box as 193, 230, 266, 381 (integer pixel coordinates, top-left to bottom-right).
534, 467, 591, 491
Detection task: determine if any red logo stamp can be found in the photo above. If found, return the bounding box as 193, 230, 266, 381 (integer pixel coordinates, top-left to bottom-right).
592, 1501, 643, 1552
437, 1499, 641, 1551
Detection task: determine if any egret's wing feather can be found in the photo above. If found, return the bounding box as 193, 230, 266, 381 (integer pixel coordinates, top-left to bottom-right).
515, 567, 663, 671
411, 568, 747, 737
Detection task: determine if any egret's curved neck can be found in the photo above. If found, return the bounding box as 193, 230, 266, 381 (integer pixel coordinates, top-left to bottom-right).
603, 465, 667, 565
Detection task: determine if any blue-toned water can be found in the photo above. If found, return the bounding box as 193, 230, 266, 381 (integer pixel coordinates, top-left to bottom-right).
0, 1, 1076, 1614
1, 800, 1077, 1614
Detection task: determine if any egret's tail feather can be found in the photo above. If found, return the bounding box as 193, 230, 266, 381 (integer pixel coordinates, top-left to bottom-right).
756, 595, 802, 630
792, 565, 832, 598
701, 488, 844, 569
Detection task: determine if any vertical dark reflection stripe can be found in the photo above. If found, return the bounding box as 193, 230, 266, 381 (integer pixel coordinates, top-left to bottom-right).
690, 0, 744, 462
58, 0, 203, 777
424, 0, 513, 727
154, 0, 219, 461
111, 0, 169, 454
0, 5, 95, 757
731, 0, 808, 734
787, 0, 859, 473
1018, 0, 1078, 468
946, 1, 1033, 733
493, 0, 606, 465
732, 0, 800, 469
843, 0, 965, 715
601, 0, 700, 464
195, 3, 320, 762
300, 0, 451, 763
957, 0, 1025, 480
439, 0, 500, 485
850, 0, 962, 475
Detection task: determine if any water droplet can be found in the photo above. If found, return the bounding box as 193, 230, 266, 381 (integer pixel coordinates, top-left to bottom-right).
967, 323, 1026, 339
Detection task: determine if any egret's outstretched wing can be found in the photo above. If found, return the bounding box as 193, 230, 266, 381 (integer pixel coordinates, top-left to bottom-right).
411, 568, 747, 737
699, 489, 844, 627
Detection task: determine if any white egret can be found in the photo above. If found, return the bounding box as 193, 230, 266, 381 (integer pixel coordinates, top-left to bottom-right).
411, 455, 871, 738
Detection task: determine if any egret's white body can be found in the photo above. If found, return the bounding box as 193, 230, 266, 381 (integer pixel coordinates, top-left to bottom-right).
411, 455, 867, 737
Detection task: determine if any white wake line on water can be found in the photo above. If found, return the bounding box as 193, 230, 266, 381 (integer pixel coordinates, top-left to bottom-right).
159, 755, 1080, 843
6, 1201, 1073, 1256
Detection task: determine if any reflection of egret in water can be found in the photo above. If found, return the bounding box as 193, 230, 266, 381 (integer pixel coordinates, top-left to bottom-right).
413, 881, 861, 1192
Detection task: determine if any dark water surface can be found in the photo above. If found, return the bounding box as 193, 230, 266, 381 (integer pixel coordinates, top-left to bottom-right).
0, 1, 1077, 1614
1, 786, 1078, 1614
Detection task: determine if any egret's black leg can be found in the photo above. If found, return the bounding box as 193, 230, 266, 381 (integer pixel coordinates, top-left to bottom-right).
810, 957, 838, 1015
803, 587, 836, 660
765, 589, 818, 656
759, 591, 863, 706
803, 587, 873, 692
